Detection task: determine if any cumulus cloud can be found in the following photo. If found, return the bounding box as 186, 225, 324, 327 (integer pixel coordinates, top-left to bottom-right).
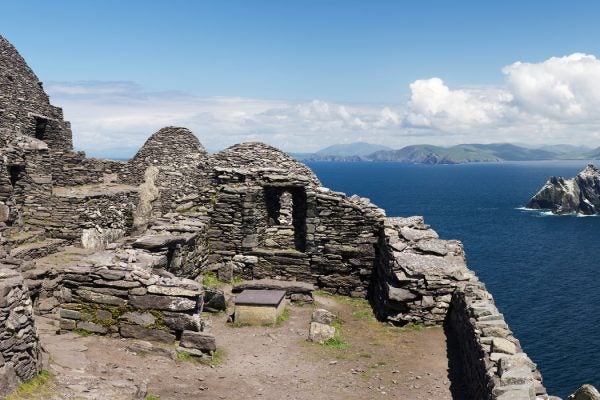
46, 53, 600, 157
406, 78, 515, 130
503, 53, 600, 120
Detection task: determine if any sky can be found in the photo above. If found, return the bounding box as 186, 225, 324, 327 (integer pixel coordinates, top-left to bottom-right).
2, 0, 600, 156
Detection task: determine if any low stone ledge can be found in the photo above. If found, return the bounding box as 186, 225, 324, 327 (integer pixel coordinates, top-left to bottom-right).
232, 278, 315, 302
56, 260, 208, 347
179, 330, 216, 353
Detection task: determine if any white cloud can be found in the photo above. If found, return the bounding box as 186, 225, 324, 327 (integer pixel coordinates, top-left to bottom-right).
503, 53, 600, 120
46, 53, 600, 156
406, 78, 514, 130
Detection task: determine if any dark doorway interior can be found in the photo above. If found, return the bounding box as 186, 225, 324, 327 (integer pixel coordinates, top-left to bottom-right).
34, 117, 47, 140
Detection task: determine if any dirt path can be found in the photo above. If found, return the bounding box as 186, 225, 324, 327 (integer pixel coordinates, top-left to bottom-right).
29, 293, 454, 400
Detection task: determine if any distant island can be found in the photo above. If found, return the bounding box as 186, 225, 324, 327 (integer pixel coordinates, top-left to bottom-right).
291, 142, 599, 164
527, 164, 600, 215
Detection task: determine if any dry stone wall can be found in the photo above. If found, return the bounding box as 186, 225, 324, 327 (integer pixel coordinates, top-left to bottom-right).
0, 266, 42, 398
0, 36, 72, 151
372, 216, 474, 325
373, 215, 551, 399
54, 249, 215, 353
446, 285, 549, 399
207, 167, 384, 297
24, 184, 138, 243
51, 151, 129, 186
133, 214, 210, 279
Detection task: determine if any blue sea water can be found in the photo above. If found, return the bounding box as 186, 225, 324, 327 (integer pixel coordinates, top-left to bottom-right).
306, 160, 600, 398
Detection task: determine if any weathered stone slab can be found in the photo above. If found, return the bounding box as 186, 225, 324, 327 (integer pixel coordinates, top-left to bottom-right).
179, 331, 216, 352
235, 289, 286, 306
120, 324, 175, 343
128, 294, 197, 311
76, 289, 126, 306
387, 284, 417, 302
492, 338, 517, 355
203, 287, 227, 312
132, 234, 194, 250
232, 279, 315, 296
77, 321, 108, 334
120, 312, 156, 326
400, 227, 438, 242
147, 285, 200, 298
311, 309, 335, 325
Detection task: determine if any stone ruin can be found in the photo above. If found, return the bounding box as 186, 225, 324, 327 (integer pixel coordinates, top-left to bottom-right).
0, 34, 593, 399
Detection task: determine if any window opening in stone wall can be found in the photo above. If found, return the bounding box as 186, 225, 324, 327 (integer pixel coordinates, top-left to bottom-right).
34, 117, 47, 140
264, 186, 307, 252
7, 165, 25, 187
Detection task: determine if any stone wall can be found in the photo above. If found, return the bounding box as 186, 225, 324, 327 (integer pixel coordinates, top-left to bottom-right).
0, 36, 72, 151
372, 216, 473, 325
207, 170, 384, 296
372, 215, 551, 399
0, 267, 42, 398
132, 214, 210, 279
51, 151, 129, 186
54, 249, 215, 353
446, 283, 548, 399
19, 184, 137, 243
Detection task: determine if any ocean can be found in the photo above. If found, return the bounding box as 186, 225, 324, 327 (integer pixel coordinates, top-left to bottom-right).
306, 160, 599, 398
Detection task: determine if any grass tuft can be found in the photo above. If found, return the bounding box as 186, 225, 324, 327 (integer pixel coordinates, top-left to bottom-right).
72, 328, 91, 337
5, 370, 54, 400
401, 323, 425, 331
322, 336, 350, 349
202, 272, 222, 288
176, 351, 195, 363
146, 395, 160, 400
207, 348, 226, 366
275, 308, 290, 326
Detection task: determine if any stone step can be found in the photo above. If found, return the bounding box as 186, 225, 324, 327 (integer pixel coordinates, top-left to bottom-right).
9, 238, 67, 260
4, 230, 46, 247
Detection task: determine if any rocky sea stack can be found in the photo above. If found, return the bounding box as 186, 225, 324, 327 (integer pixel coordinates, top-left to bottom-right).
527, 164, 600, 215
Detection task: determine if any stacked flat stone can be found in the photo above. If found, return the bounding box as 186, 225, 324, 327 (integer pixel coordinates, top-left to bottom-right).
0, 267, 42, 398
447, 282, 549, 399
133, 214, 210, 279
372, 216, 474, 325
206, 141, 386, 298
212, 142, 321, 186
372, 215, 551, 399
56, 253, 214, 352
0, 36, 72, 150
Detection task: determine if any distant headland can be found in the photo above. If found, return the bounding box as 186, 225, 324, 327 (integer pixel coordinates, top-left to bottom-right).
292, 142, 599, 164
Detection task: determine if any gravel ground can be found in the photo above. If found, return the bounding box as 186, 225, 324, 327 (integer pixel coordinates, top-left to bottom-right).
26, 292, 458, 400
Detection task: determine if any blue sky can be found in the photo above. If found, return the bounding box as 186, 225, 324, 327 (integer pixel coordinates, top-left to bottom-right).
2, 1, 600, 155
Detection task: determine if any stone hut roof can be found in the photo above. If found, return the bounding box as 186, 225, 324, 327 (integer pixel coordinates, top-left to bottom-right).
0, 35, 72, 149
127, 126, 210, 180
124, 126, 212, 212
211, 142, 321, 186
0, 36, 50, 110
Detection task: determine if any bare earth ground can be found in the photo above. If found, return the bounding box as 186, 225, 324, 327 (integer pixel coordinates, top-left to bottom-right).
21, 292, 455, 400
